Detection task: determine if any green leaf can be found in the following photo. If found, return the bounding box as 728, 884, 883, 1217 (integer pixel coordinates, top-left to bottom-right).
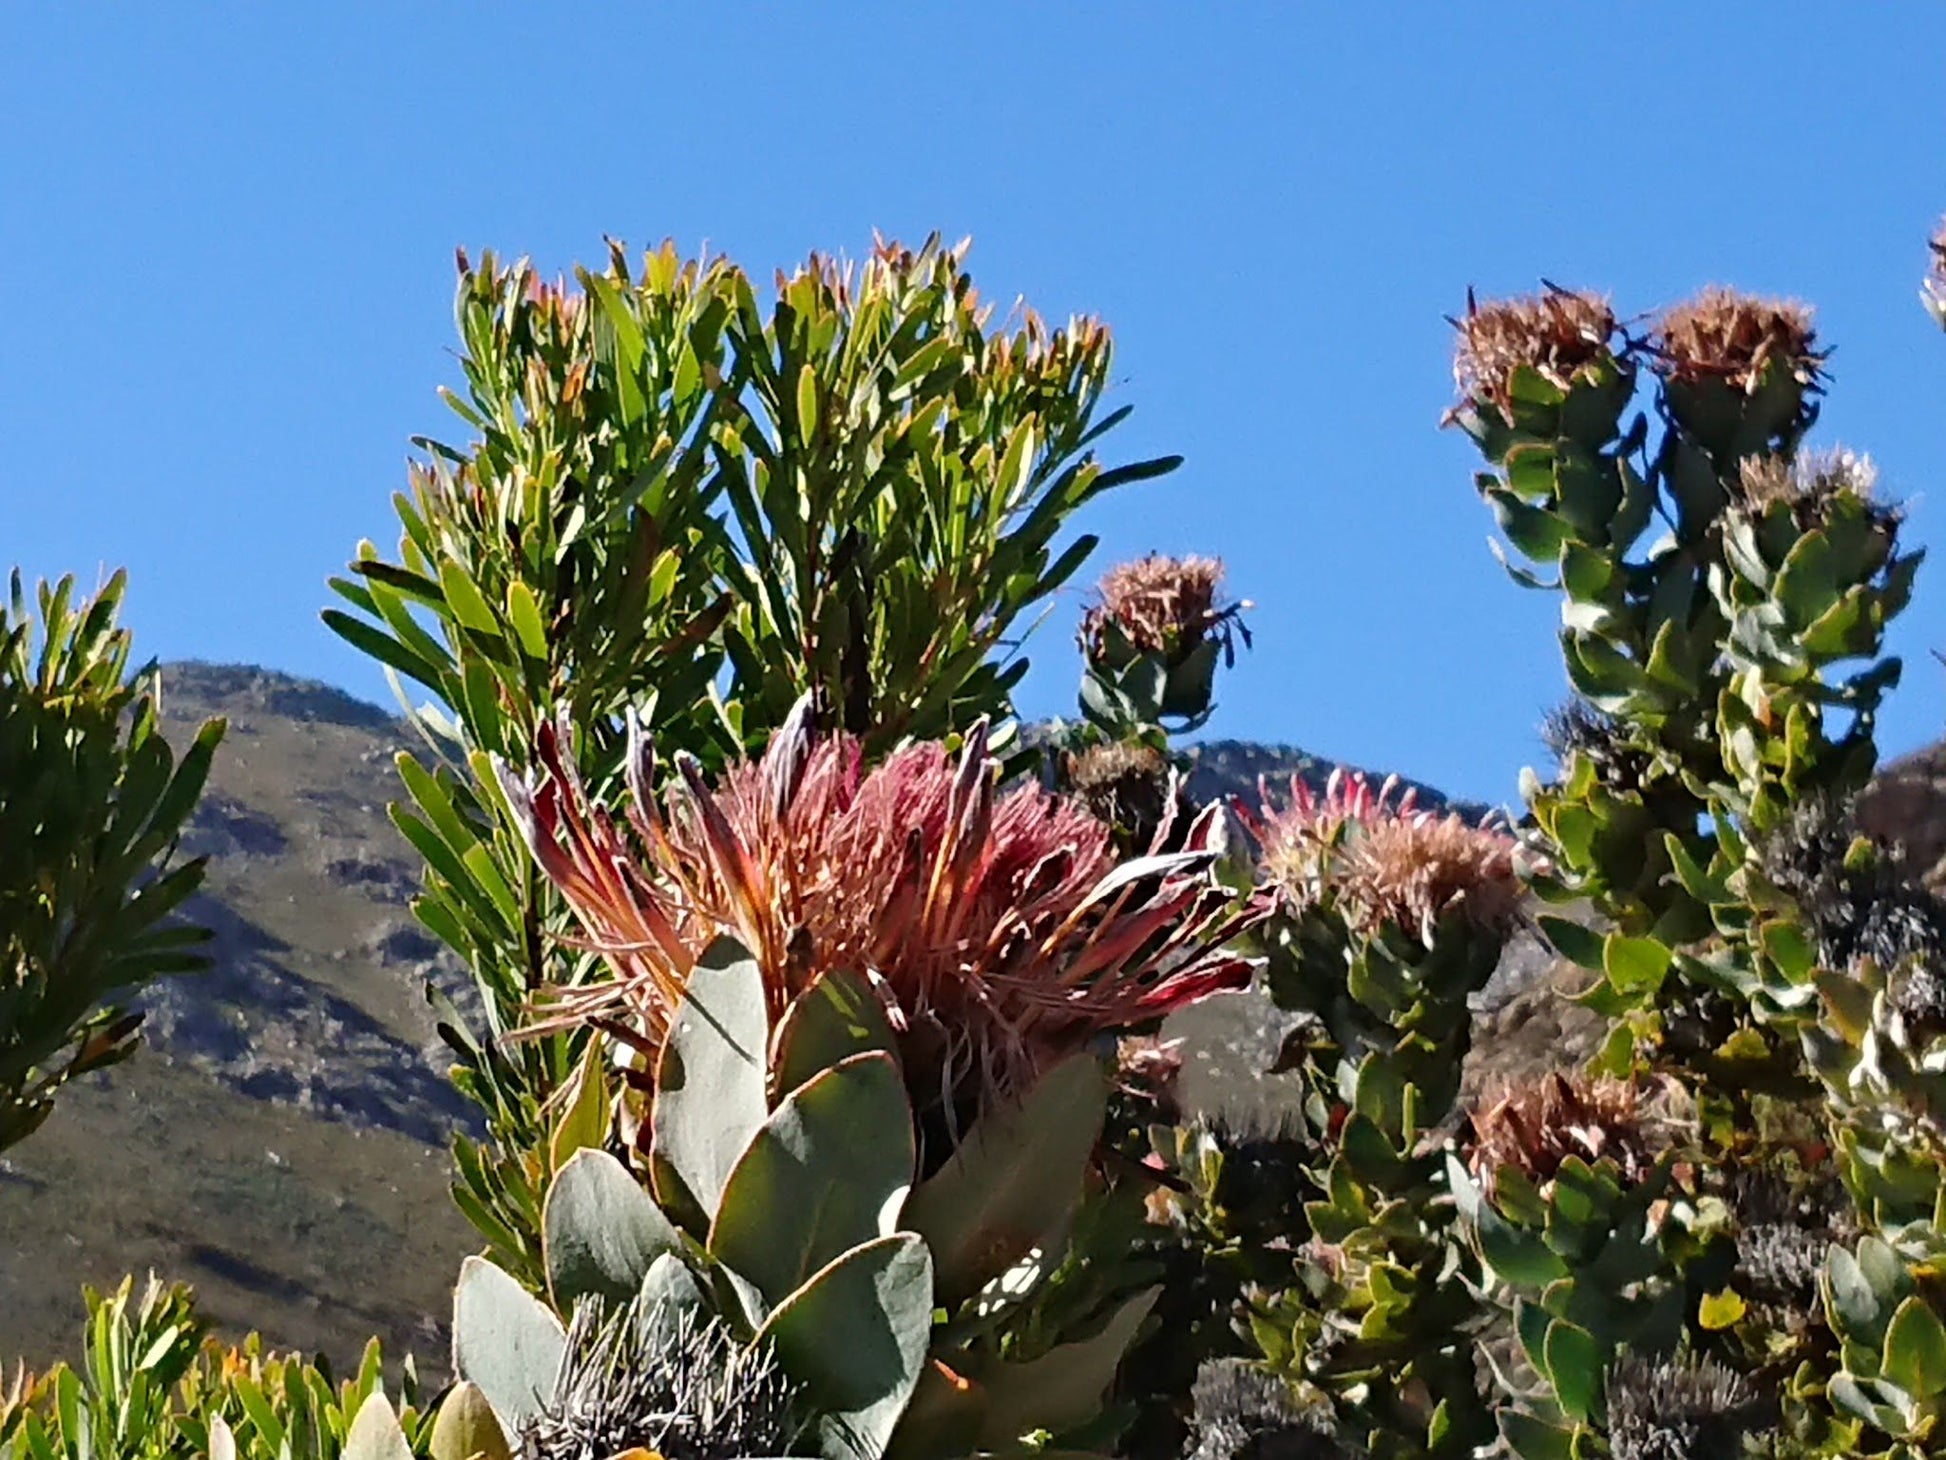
1883, 1296, 1946, 1400
451, 1256, 566, 1433
544, 1149, 683, 1308
1542, 1319, 1602, 1424
1498, 1409, 1575, 1460
756, 1234, 934, 1460
438, 560, 501, 636
1699, 1288, 1747, 1331
1475, 1202, 1569, 1289
505, 582, 549, 663
1602, 933, 1670, 995
1538, 916, 1605, 972
975, 1288, 1160, 1448
1760, 919, 1818, 983
904, 1052, 1108, 1304
652, 936, 772, 1225
709, 1051, 915, 1310
320, 609, 444, 692
771, 968, 900, 1098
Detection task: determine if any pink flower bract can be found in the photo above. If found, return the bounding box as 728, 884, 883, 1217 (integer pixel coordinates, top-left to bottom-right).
1237, 768, 1528, 944
497, 700, 1265, 1116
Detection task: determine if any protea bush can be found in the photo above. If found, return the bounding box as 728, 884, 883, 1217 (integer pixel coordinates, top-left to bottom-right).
16, 220, 1946, 1460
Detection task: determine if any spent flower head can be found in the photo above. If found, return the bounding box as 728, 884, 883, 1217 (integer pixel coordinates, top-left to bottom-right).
1541, 698, 1657, 795
1078, 554, 1247, 667
1239, 769, 1528, 945
1652, 287, 1822, 396
1728, 1168, 1851, 1317
1067, 740, 1174, 841
521, 1297, 803, 1460
1449, 286, 1619, 419
497, 698, 1266, 1118
1734, 446, 1887, 525
1466, 1071, 1673, 1200
1185, 1359, 1345, 1460
1603, 1351, 1768, 1460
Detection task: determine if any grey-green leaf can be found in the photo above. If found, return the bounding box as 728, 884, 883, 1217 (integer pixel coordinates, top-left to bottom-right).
976, 1286, 1159, 1446
452, 1256, 566, 1433
756, 1234, 934, 1460
344, 1393, 414, 1460
710, 1051, 914, 1309
772, 968, 900, 1098
428, 1382, 512, 1460
904, 1052, 1106, 1304
653, 936, 772, 1224
544, 1148, 682, 1307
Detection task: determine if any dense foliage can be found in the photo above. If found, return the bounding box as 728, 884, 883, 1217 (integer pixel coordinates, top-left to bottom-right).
0, 571, 222, 1151
6, 225, 1946, 1460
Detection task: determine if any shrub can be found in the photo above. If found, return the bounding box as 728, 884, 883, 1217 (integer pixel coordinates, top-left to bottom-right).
0, 571, 222, 1151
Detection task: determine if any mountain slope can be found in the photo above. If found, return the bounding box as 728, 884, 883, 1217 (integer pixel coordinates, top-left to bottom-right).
1, 665, 479, 1369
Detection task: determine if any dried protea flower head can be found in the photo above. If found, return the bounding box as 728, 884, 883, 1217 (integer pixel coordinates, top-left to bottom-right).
1449, 286, 1619, 421
521, 1296, 804, 1460
1466, 1071, 1673, 1200
1653, 287, 1821, 394
1654, 289, 1824, 455
1115, 1034, 1186, 1123
1067, 740, 1174, 844
1727, 1167, 1852, 1317
1238, 769, 1529, 945
1756, 793, 1946, 1001
1603, 1351, 1768, 1460
1541, 698, 1656, 794
1079, 554, 1247, 669
1185, 1359, 1344, 1460
497, 697, 1266, 1122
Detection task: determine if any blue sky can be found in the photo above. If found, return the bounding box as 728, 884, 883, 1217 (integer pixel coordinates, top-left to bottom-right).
5, 5, 1943, 806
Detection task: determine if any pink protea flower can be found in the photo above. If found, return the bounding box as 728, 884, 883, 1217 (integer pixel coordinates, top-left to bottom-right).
1236, 768, 1529, 944
496, 699, 1265, 1115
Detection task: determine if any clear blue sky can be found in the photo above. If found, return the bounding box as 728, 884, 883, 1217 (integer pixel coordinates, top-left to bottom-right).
5, 5, 1943, 806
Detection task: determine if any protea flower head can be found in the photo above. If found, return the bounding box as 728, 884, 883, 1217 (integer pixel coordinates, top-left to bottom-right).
1067, 740, 1174, 844
1734, 446, 1894, 534
1728, 1168, 1849, 1317
1603, 1350, 1768, 1460
1185, 1359, 1345, 1460
1078, 554, 1247, 669
1652, 287, 1822, 396
520, 1296, 804, 1460
1465, 1071, 1672, 1200
1541, 698, 1656, 795
1237, 769, 1529, 945
1449, 286, 1619, 420
497, 698, 1265, 1118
